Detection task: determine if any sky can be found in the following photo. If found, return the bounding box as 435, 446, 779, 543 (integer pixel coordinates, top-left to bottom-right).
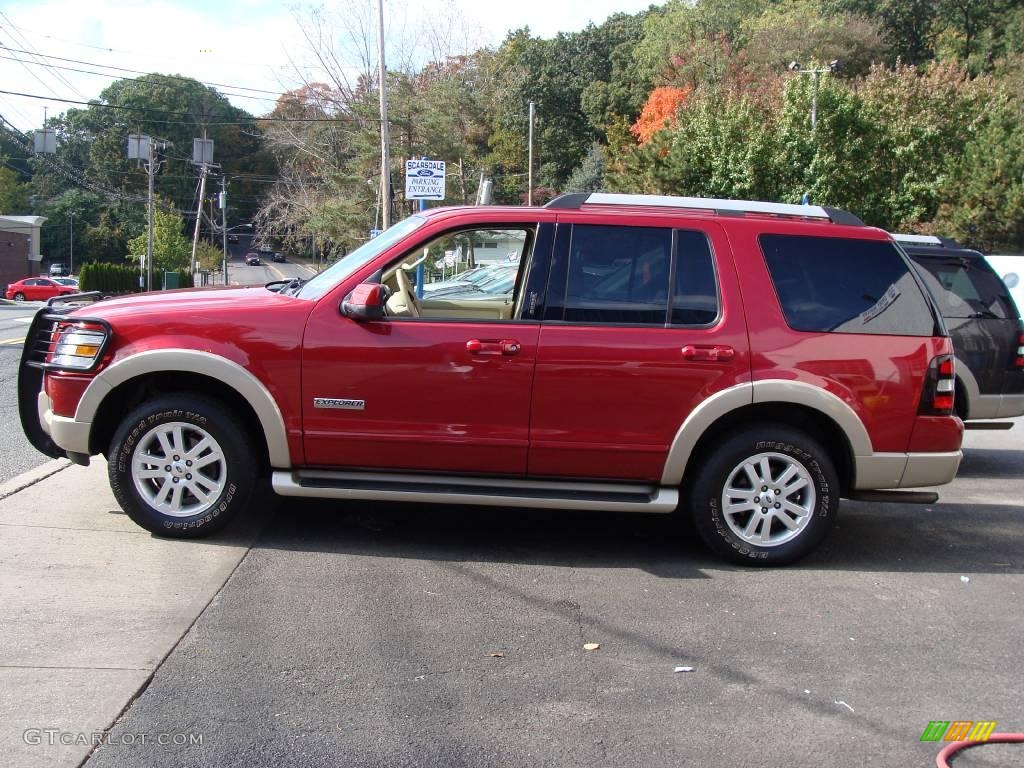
0, 0, 659, 133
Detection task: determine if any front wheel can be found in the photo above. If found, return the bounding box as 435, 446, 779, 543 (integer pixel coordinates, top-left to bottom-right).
687, 426, 839, 566
108, 394, 257, 537
13, 292, 25, 301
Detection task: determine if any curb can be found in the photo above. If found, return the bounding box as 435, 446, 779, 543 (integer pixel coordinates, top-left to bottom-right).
0, 458, 73, 501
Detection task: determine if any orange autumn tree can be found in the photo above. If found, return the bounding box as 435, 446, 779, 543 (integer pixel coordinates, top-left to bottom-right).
631, 86, 691, 145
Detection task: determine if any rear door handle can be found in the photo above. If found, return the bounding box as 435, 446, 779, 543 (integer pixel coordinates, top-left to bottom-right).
466, 339, 521, 356
681, 344, 735, 362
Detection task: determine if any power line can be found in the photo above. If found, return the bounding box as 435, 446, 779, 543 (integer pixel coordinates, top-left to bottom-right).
0, 12, 88, 100
0, 43, 289, 97
0, 18, 273, 69
0, 88, 375, 124
0, 53, 279, 104
0, 112, 192, 215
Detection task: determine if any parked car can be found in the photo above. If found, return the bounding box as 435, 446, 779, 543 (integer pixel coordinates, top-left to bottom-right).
894, 234, 1024, 426
19, 193, 963, 566
48, 263, 68, 277
52, 277, 79, 288
424, 265, 497, 294
245, 253, 261, 266
427, 265, 517, 298
5, 277, 77, 302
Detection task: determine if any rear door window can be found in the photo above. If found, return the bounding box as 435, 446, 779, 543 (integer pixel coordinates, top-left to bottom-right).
564, 225, 672, 325
555, 225, 720, 326
760, 234, 936, 336
909, 255, 1014, 320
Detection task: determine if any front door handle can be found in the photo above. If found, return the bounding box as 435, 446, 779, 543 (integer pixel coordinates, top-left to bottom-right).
681, 344, 735, 362
467, 339, 521, 356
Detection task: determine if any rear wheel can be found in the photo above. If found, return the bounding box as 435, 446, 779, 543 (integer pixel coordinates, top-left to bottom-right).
108, 394, 256, 537
13, 292, 25, 301
687, 425, 839, 566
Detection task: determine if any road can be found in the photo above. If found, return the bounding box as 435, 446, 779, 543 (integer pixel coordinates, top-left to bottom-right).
0, 240, 316, 484
0, 303, 45, 482
79, 422, 1024, 768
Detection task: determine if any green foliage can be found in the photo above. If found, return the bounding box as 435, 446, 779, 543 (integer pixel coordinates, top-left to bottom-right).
742, 1, 888, 76
78, 262, 141, 294
0, 156, 29, 213
195, 240, 224, 273
127, 202, 192, 274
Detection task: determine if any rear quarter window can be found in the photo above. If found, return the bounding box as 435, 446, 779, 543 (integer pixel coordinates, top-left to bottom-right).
908, 254, 1014, 320
760, 234, 936, 336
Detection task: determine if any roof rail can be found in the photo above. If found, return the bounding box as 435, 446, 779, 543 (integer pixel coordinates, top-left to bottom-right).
891, 233, 963, 249
544, 192, 864, 226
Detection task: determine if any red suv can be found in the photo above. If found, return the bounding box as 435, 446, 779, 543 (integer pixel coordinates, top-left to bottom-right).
18, 193, 963, 565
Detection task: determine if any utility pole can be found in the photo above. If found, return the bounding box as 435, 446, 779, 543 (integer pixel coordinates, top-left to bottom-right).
527, 100, 535, 206
191, 128, 209, 285
220, 177, 229, 286
68, 212, 73, 275
146, 141, 155, 291
377, 0, 391, 229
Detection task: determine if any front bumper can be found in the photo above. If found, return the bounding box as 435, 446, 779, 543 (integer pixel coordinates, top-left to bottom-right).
37, 390, 92, 456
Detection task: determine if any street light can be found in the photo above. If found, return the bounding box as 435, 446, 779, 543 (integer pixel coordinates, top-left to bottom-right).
788, 60, 841, 131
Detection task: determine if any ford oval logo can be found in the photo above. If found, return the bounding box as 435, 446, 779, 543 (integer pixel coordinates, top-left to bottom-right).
415, 169, 434, 176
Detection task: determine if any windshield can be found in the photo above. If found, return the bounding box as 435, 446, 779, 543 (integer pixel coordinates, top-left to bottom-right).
295, 216, 427, 301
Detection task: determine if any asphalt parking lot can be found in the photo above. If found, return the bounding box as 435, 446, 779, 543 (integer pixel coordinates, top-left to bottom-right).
3, 422, 1021, 768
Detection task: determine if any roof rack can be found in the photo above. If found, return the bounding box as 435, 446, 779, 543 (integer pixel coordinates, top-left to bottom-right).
891, 233, 963, 249
544, 192, 864, 226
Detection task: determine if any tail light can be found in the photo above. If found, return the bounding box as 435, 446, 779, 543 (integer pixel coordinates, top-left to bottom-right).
1015, 331, 1023, 369
920, 354, 955, 415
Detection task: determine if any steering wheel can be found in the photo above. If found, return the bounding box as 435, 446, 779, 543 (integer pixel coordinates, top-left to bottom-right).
391, 267, 421, 318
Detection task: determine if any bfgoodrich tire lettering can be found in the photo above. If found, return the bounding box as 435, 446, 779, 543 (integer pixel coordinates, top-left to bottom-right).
108, 394, 256, 538
688, 425, 839, 566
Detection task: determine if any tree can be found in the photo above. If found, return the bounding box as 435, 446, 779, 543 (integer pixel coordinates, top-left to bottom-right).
631, 87, 691, 144
0, 157, 29, 213
127, 201, 191, 273
743, 0, 889, 76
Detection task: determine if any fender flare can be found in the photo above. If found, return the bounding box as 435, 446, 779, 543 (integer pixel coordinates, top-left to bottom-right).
660, 380, 872, 486
76, 349, 291, 467
953, 355, 979, 418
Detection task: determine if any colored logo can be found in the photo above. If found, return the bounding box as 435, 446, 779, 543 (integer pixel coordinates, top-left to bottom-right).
921, 721, 997, 742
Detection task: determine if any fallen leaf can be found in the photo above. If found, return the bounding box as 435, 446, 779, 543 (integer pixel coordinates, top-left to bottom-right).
488, 652, 505, 658
583, 642, 600, 651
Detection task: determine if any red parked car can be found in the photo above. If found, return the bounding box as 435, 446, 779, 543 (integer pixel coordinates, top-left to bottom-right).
5, 277, 77, 302
18, 193, 964, 565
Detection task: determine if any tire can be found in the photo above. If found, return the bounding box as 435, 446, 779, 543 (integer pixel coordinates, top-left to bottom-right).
13, 292, 25, 302
687, 425, 839, 566
108, 394, 257, 538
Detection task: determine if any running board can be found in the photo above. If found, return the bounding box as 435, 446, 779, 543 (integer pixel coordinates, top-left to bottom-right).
964, 421, 1014, 430
271, 470, 679, 513
845, 490, 939, 504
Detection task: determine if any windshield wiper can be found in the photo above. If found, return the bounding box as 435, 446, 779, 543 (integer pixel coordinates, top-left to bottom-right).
266, 277, 307, 295
968, 308, 1002, 319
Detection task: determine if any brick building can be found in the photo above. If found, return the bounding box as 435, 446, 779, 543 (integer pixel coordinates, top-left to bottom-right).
0, 215, 46, 292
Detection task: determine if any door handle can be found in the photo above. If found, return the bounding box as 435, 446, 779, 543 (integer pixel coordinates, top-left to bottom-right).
467, 339, 521, 356
681, 344, 735, 362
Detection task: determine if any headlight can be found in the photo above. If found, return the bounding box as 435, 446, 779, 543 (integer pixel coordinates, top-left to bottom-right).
48, 323, 108, 370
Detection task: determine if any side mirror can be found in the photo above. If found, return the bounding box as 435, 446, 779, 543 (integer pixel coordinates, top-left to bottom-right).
341, 282, 388, 321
